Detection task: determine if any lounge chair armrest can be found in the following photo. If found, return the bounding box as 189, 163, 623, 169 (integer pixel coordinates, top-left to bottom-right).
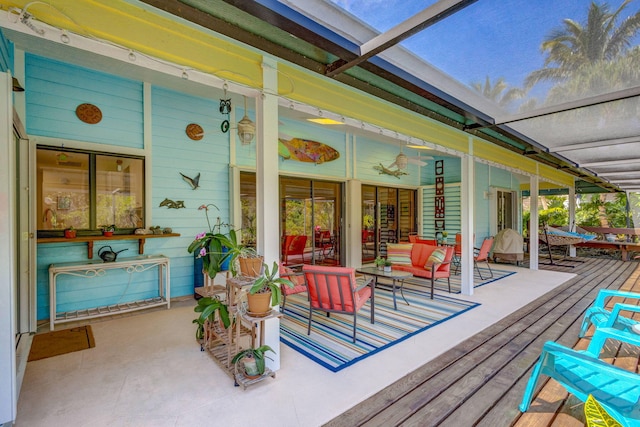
594, 289, 640, 307
545, 340, 640, 382
604, 302, 640, 327
586, 326, 640, 356
355, 276, 374, 291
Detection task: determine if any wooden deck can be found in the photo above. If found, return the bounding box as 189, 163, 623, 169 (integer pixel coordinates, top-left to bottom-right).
324, 257, 640, 427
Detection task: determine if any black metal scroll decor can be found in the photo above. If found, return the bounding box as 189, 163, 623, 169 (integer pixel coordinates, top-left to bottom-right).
219, 84, 231, 133
434, 160, 445, 235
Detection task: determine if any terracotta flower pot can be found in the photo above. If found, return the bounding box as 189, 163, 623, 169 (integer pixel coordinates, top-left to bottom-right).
238, 256, 263, 278
103, 231, 114, 237
64, 229, 76, 239
247, 291, 272, 316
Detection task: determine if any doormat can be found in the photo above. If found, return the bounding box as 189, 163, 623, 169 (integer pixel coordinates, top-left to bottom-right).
28, 325, 95, 361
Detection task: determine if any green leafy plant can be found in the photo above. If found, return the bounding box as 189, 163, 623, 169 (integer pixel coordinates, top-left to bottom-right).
231, 345, 274, 377
374, 256, 386, 267
100, 224, 116, 232
192, 296, 231, 339
188, 204, 245, 278
249, 261, 294, 306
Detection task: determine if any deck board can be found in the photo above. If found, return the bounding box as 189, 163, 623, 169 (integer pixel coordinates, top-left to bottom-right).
324, 258, 640, 427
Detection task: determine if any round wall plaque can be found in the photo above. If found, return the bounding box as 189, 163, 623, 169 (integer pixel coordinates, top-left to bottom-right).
75, 103, 102, 124
186, 123, 204, 140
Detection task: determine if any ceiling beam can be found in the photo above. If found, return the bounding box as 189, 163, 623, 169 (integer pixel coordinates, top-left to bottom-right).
326, 0, 476, 77
595, 171, 640, 178
493, 86, 640, 125
550, 136, 640, 153
580, 158, 640, 168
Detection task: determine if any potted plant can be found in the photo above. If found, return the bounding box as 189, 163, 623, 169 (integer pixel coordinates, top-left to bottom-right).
442, 231, 449, 244
188, 204, 262, 279
374, 256, 386, 271
231, 345, 274, 380
193, 295, 231, 341
384, 259, 393, 273
64, 226, 76, 239
246, 261, 294, 315
100, 224, 116, 237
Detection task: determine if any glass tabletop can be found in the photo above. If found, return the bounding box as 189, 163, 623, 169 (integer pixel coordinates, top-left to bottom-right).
357, 266, 412, 279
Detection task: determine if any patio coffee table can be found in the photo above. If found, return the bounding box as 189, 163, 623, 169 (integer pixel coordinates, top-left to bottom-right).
357, 267, 412, 310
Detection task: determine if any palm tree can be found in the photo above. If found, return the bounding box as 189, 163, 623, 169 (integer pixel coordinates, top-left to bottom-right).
470, 76, 524, 109
525, 0, 640, 88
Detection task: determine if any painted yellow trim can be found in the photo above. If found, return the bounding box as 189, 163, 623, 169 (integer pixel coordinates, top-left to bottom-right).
538, 163, 575, 187
520, 182, 568, 191
473, 139, 537, 174
2, 0, 264, 87
278, 64, 469, 153
1, 0, 576, 187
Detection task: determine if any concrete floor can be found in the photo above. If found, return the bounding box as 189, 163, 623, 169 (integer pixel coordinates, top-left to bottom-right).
16, 264, 574, 427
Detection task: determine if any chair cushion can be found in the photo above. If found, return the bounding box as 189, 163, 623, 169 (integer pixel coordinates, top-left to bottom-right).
386, 243, 413, 265
281, 266, 305, 286
425, 247, 447, 269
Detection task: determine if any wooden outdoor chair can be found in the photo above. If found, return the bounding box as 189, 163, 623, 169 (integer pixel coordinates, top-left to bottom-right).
302, 264, 374, 343
520, 328, 640, 426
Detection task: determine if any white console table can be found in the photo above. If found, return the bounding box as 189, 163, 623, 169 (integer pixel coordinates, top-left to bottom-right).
49, 255, 170, 330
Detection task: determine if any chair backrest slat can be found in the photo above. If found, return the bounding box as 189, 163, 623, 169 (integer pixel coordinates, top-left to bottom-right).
303, 265, 357, 313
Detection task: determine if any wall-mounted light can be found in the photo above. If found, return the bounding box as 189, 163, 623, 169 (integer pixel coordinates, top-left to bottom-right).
237, 96, 255, 145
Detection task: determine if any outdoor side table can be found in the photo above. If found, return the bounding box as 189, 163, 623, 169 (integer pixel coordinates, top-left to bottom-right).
356, 267, 412, 310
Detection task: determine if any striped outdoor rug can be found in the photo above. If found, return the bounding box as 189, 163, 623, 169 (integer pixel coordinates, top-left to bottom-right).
400, 267, 517, 294
280, 288, 479, 372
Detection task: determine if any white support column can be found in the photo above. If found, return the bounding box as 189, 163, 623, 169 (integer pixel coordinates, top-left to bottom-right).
568, 183, 576, 257
346, 179, 362, 268
529, 175, 539, 270
460, 153, 474, 295
255, 58, 281, 371
0, 71, 17, 425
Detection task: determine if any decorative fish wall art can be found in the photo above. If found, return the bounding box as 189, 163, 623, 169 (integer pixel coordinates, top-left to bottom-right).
278, 137, 340, 164
159, 198, 185, 209
373, 163, 408, 179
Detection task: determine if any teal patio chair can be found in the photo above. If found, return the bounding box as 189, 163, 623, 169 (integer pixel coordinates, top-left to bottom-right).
520, 328, 640, 426
579, 289, 640, 338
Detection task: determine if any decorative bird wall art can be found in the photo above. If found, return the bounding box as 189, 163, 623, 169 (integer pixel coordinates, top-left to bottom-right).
179, 172, 200, 190
159, 198, 185, 209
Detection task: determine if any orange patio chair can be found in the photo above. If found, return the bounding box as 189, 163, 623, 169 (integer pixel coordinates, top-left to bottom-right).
278, 263, 307, 311
282, 235, 308, 266
302, 264, 374, 343
474, 237, 494, 280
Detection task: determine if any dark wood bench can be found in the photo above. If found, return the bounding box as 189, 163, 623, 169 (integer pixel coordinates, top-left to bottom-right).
574, 227, 640, 261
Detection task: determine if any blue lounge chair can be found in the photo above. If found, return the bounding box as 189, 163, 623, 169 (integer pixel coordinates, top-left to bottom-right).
520, 328, 640, 427
579, 289, 640, 338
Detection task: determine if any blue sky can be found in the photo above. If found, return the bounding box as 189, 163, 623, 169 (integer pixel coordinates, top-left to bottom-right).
328, 0, 638, 99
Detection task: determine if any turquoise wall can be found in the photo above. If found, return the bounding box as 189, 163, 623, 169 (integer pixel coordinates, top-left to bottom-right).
29, 54, 456, 320
0, 31, 10, 73
356, 136, 421, 186
32, 55, 232, 320
26, 54, 143, 147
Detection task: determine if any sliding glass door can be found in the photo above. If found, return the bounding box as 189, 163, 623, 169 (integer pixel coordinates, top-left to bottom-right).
240, 172, 344, 266
280, 177, 343, 266
362, 185, 416, 262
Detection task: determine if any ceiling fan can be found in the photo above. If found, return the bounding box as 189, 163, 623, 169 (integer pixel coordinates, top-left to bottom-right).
387, 147, 433, 169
